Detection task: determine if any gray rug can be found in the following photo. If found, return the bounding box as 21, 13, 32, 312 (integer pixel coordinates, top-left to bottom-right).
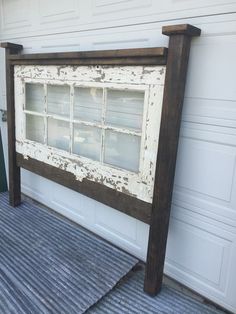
0, 192, 138, 314
87, 267, 224, 314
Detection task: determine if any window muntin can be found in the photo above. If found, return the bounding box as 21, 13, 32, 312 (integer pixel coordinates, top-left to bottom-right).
24, 83, 145, 173
15, 64, 166, 203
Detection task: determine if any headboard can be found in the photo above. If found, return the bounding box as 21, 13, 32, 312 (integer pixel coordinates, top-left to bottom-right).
1, 24, 201, 295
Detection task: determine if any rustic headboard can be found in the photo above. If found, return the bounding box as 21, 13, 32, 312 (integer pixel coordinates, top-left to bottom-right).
1, 24, 201, 295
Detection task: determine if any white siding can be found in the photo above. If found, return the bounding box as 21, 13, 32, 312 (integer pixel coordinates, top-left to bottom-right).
0, 1, 236, 312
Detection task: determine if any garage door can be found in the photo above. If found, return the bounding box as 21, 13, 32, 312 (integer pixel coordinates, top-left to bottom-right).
0, 1, 236, 312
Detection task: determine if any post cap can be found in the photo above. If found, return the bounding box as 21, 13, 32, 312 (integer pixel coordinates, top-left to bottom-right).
0, 42, 23, 51
162, 24, 201, 37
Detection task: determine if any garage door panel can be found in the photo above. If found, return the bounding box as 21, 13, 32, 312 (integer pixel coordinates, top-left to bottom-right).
185, 36, 236, 101
91, 37, 151, 51
174, 123, 236, 225
22, 25, 163, 53
165, 213, 235, 309
92, 0, 152, 16
21, 171, 96, 228
173, 189, 236, 229
1, 0, 236, 39
182, 98, 236, 129
94, 202, 139, 245
40, 40, 81, 53
39, 0, 80, 22
21, 169, 53, 203
51, 182, 96, 223
175, 137, 236, 202
166, 214, 232, 290
0, 0, 31, 32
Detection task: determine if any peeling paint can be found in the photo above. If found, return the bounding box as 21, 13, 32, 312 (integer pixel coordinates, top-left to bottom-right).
15, 65, 166, 85
15, 64, 166, 203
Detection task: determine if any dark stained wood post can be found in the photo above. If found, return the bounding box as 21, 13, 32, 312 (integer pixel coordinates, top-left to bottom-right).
0, 129, 7, 192
1, 42, 23, 206
144, 24, 201, 295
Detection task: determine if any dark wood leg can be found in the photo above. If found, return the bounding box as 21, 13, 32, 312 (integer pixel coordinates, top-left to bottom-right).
0, 129, 7, 192
1, 43, 23, 206
144, 24, 201, 295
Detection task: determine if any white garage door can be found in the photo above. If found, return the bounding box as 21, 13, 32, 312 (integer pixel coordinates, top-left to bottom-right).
0, 1, 236, 312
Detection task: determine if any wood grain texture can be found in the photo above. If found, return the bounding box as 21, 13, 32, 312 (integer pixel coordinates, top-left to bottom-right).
2, 44, 23, 206
8, 47, 167, 66
144, 24, 201, 295
0, 129, 7, 192
10, 57, 167, 66
8, 47, 167, 60
0, 42, 23, 50
162, 24, 201, 36
16, 153, 152, 224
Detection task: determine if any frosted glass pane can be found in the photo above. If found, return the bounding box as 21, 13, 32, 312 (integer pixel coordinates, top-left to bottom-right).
25, 114, 44, 144
47, 85, 70, 117
106, 89, 144, 130
25, 83, 44, 113
48, 118, 70, 151
73, 124, 101, 161
74, 87, 102, 122
104, 131, 140, 172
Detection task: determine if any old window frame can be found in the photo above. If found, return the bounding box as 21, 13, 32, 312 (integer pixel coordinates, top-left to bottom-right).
23, 81, 148, 168
15, 66, 165, 203
1, 23, 201, 297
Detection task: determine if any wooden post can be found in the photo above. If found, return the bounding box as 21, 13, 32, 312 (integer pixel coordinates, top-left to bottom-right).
1, 42, 23, 206
0, 129, 7, 192
144, 24, 201, 295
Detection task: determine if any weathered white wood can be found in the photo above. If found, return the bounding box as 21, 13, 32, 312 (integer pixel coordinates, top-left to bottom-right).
14, 65, 166, 85
15, 64, 166, 203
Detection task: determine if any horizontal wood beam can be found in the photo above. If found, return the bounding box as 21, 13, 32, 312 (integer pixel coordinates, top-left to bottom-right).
16, 153, 152, 224
10, 57, 167, 66
8, 47, 167, 60
6, 47, 168, 66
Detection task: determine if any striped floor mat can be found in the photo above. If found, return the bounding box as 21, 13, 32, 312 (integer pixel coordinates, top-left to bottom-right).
88, 267, 225, 314
0, 192, 138, 314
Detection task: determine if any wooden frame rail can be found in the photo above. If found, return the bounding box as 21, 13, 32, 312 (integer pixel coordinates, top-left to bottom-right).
1, 23, 201, 295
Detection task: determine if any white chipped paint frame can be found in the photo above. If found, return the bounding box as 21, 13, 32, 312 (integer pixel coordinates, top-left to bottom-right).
15, 65, 166, 203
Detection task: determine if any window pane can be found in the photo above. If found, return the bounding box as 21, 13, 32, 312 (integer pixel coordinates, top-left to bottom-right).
73, 124, 101, 161
47, 85, 70, 117
104, 131, 140, 172
26, 114, 44, 144
48, 118, 70, 151
25, 83, 44, 113
106, 89, 144, 131
74, 87, 103, 122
